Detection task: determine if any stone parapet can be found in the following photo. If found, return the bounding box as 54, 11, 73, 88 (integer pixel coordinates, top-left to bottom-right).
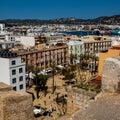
0, 82, 34, 120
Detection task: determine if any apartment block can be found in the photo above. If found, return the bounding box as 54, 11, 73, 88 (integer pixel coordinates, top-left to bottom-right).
18, 45, 68, 70
81, 36, 112, 54
67, 40, 84, 64
67, 40, 84, 56
0, 50, 26, 92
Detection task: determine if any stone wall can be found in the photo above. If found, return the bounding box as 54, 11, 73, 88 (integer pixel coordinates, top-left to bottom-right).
58, 56, 120, 120
66, 86, 96, 115
102, 57, 120, 93
0, 82, 34, 120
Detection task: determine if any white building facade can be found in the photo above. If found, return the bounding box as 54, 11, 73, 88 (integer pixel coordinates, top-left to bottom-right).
0, 24, 5, 32
0, 24, 16, 49
67, 40, 84, 64
0, 51, 26, 92
67, 40, 84, 56
15, 36, 35, 47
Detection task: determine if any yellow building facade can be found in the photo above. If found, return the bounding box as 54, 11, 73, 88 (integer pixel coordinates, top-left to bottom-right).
98, 46, 120, 76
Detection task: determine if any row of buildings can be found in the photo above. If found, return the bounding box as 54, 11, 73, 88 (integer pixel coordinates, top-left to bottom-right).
0, 23, 118, 92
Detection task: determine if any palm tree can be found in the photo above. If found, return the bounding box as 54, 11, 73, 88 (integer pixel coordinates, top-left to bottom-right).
62, 65, 76, 85
79, 54, 86, 70
91, 55, 99, 74
26, 65, 34, 72
70, 53, 78, 64
78, 54, 92, 84
51, 63, 56, 94
79, 53, 84, 64
26, 65, 35, 87
70, 53, 74, 64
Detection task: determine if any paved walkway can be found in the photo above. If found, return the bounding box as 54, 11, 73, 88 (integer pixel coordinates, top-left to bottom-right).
71, 93, 120, 120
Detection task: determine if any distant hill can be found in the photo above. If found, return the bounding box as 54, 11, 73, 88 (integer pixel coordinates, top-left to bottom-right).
0, 15, 120, 26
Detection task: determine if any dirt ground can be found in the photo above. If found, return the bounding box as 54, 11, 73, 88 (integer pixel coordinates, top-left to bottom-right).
27, 74, 67, 120
27, 69, 94, 120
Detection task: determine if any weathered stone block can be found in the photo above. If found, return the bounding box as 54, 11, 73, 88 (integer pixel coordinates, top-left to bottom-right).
102, 57, 120, 93
0, 82, 34, 120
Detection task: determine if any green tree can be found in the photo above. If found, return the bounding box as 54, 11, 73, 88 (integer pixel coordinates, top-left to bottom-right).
70, 53, 74, 64
28, 65, 48, 98
62, 65, 76, 84
78, 54, 92, 84
90, 54, 99, 74
26, 65, 34, 73
33, 73, 48, 98
70, 53, 78, 64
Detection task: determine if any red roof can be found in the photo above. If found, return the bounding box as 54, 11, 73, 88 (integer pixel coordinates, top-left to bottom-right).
112, 45, 120, 50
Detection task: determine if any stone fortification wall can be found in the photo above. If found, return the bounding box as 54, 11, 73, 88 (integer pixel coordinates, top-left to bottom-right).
66, 86, 96, 115
58, 56, 120, 120
0, 82, 34, 120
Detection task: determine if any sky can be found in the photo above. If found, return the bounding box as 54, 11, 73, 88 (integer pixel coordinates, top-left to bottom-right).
0, 0, 120, 20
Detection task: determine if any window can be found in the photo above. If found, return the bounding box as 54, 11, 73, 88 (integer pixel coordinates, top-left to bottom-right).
12, 69, 16, 75
19, 68, 23, 73
13, 86, 16, 91
11, 60, 16, 65
19, 84, 23, 90
19, 76, 23, 81
12, 78, 16, 83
